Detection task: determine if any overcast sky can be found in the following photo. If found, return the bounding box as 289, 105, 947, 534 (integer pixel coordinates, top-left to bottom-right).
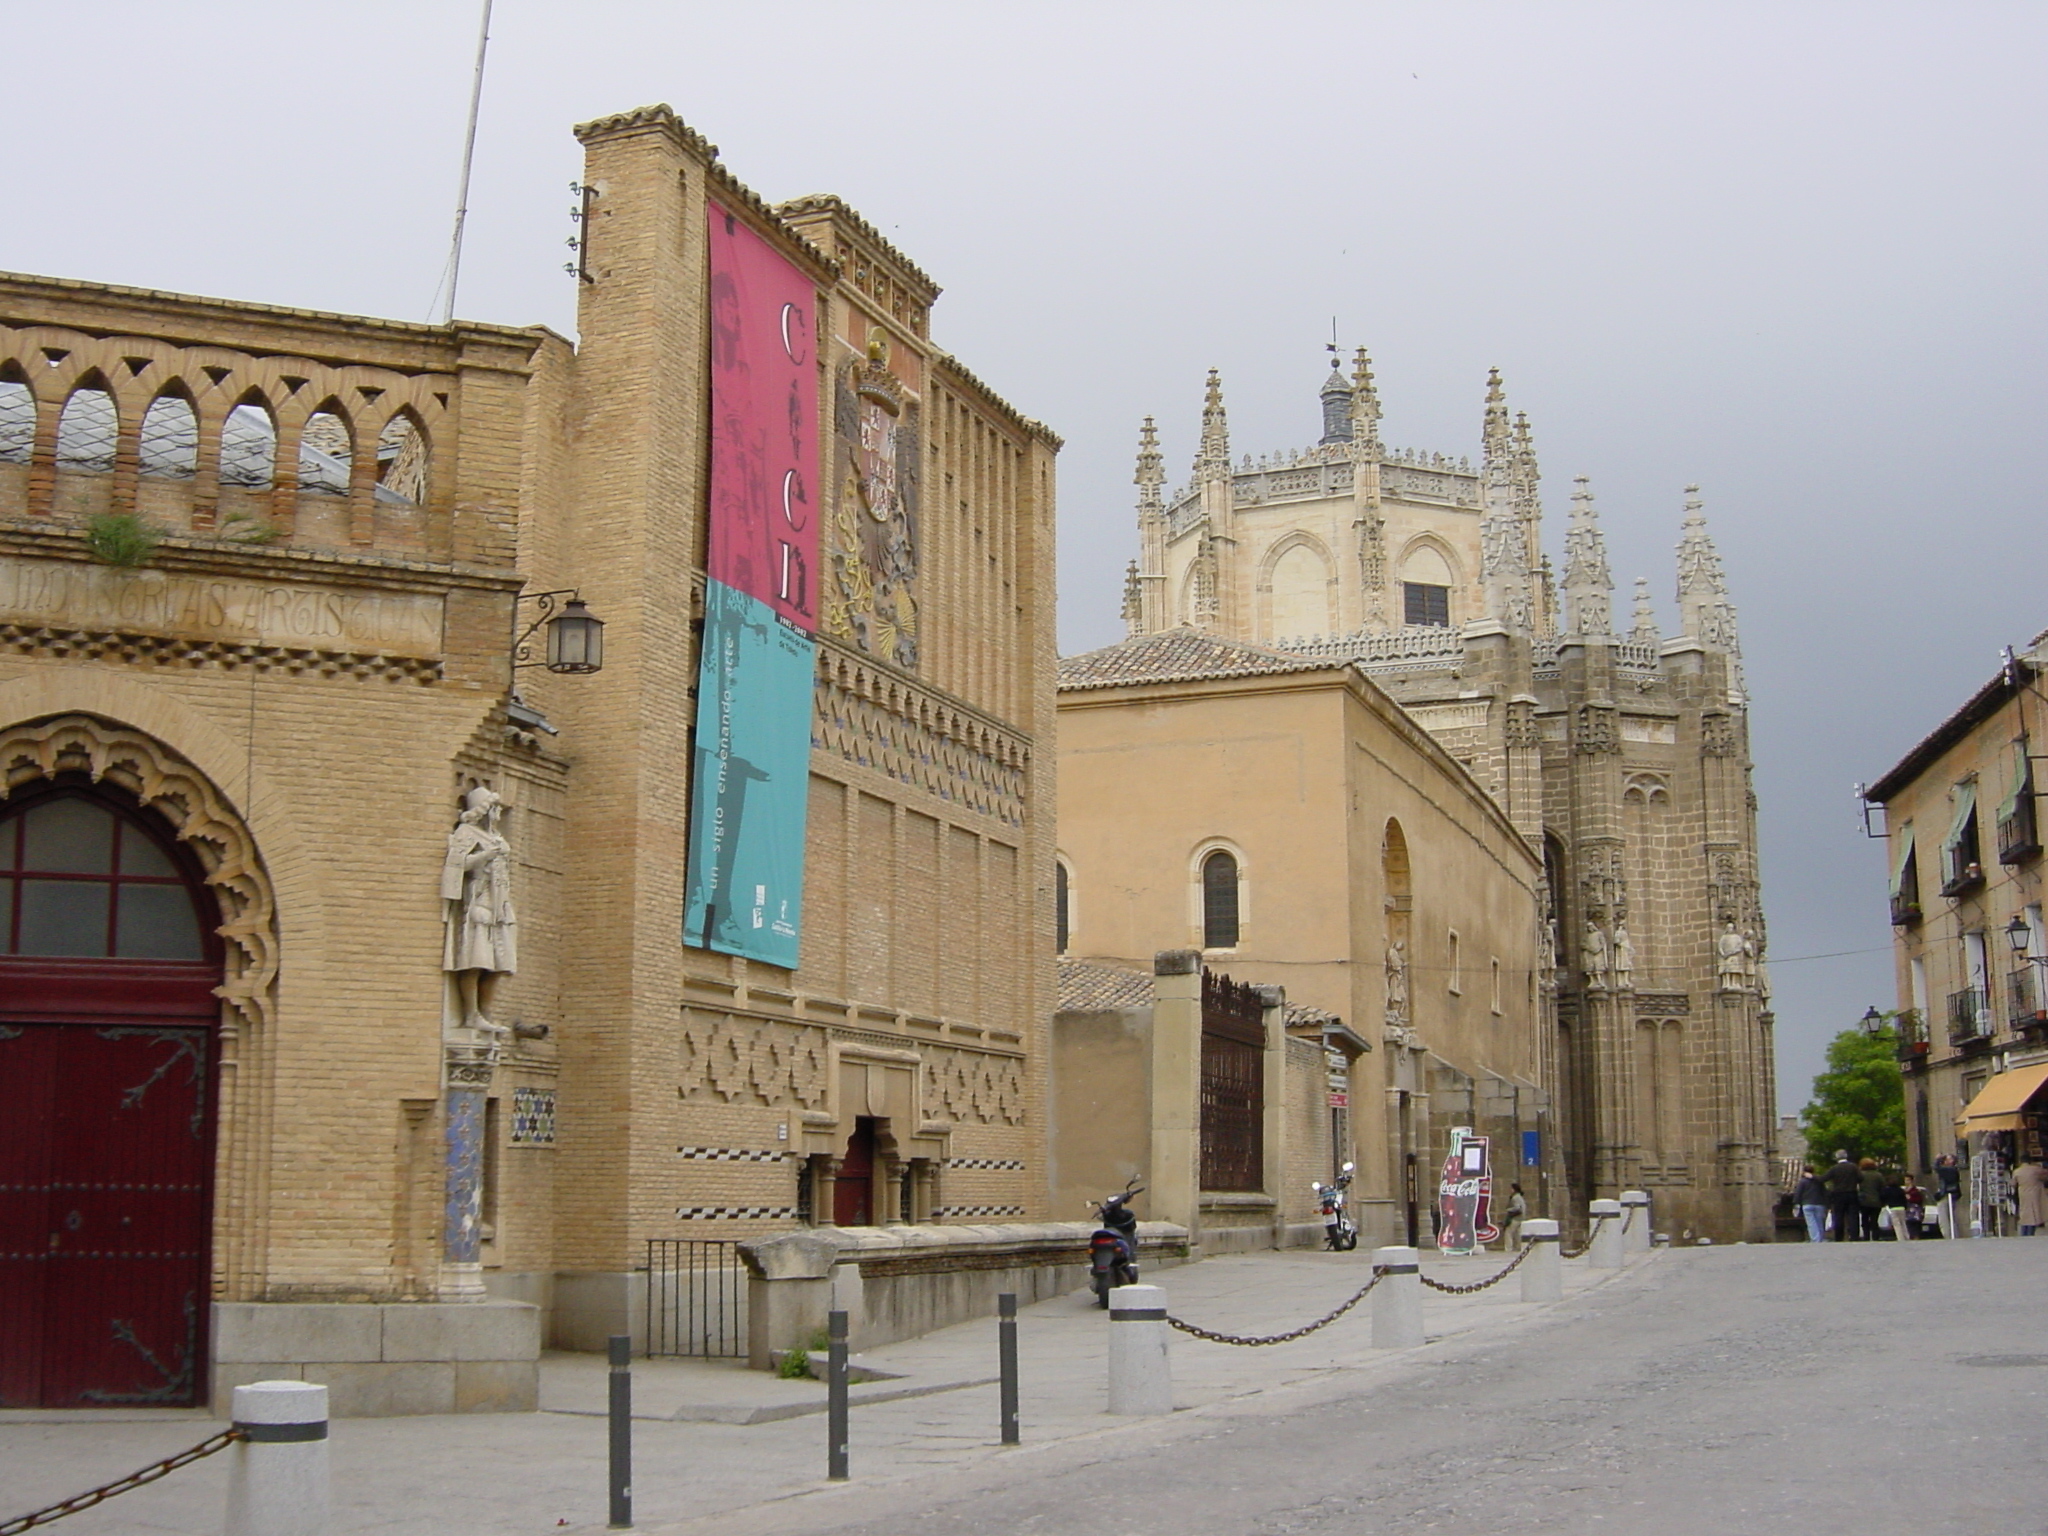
9, 2, 2043, 1109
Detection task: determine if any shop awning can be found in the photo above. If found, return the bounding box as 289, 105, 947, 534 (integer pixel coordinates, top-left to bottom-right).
1954, 1063, 2048, 1132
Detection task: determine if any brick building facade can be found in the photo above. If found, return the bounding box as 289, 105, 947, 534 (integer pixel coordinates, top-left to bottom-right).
0, 103, 1056, 1413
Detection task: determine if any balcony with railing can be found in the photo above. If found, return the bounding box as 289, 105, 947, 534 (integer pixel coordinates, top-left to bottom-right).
1890, 889, 1923, 927
1948, 986, 1992, 1047
1998, 791, 2041, 866
2009, 966, 2046, 1032
1895, 1007, 1930, 1067
1940, 836, 1985, 899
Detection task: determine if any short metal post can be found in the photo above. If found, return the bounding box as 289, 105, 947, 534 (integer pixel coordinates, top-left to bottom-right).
1106, 1283, 1172, 1415
1519, 1219, 1563, 1303
1619, 1189, 1652, 1257
827, 1309, 850, 1480
607, 1334, 632, 1529
1370, 1246, 1424, 1349
225, 1380, 329, 1536
1588, 1198, 1624, 1269
997, 1292, 1020, 1445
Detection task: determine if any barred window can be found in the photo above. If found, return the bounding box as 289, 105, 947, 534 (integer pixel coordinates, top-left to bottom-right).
1403, 582, 1451, 628
1055, 861, 1070, 954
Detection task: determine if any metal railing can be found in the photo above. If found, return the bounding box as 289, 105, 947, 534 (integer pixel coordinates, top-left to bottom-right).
1947, 986, 1991, 1044
2009, 967, 2044, 1029
1998, 795, 2040, 865
1895, 1007, 1929, 1060
644, 1239, 747, 1358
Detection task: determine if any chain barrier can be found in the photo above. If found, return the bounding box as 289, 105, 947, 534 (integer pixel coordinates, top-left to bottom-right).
0, 1428, 243, 1535
1165, 1265, 1387, 1346
1559, 1211, 1615, 1260
1418, 1241, 1533, 1294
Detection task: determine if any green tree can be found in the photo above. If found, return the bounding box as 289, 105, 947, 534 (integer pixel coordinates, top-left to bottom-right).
1799, 1018, 1906, 1168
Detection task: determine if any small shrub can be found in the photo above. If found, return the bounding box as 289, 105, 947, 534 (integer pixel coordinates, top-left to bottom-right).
84, 511, 160, 568
774, 1327, 832, 1379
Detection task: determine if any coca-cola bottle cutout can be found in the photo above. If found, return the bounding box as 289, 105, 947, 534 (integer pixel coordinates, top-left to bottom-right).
1436, 1128, 1497, 1255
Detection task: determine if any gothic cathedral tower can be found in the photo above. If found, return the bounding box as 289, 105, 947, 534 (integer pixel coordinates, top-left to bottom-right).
1124, 358, 1774, 1242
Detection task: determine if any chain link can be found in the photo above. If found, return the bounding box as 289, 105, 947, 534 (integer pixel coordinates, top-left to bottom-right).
1559, 1211, 1615, 1260
1166, 1266, 1387, 1345
1, 1428, 243, 1535
1418, 1241, 1533, 1293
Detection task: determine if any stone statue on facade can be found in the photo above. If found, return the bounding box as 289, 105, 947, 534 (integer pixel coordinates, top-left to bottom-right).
1717, 921, 1749, 992
443, 785, 517, 1036
1582, 919, 1610, 991
1384, 939, 1409, 1020
1537, 913, 1558, 981
1611, 921, 1635, 991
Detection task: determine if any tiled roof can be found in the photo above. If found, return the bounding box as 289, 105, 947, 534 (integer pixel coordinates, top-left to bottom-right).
1056, 959, 1154, 1013
1059, 628, 1339, 692
1285, 1002, 1342, 1028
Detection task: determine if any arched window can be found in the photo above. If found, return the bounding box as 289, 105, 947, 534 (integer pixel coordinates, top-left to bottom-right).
1202, 849, 1240, 949
298, 410, 353, 495
0, 377, 32, 464
1, 792, 207, 960
54, 385, 116, 472
219, 401, 277, 488
1054, 860, 1071, 954
375, 413, 429, 506
138, 394, 198, 480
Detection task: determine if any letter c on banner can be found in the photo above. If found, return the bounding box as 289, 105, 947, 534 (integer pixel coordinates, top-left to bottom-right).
780, 302, 807, 365
781, 469, 809, 531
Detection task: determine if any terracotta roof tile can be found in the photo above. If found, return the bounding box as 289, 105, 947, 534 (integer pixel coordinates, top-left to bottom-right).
1059, 628, 1338, 692
1056, 959, 1154, 1013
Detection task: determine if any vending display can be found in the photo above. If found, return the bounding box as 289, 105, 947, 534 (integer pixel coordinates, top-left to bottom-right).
1437, 1127, 1498, 1255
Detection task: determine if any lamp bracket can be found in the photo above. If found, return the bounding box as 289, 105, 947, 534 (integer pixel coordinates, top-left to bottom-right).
512, 589, 580, 670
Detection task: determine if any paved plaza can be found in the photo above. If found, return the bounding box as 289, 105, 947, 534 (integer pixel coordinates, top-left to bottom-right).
3, 1239, 2040, 1534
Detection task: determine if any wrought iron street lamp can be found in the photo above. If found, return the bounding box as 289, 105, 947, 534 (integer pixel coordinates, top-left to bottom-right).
1859, 1005, 1884, 1036
512, 590, 605, 675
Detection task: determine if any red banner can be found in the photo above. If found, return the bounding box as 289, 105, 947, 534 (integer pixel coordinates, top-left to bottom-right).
706, 203, 819, 632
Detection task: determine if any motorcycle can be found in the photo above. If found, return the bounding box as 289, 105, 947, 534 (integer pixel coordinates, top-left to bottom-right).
1312, 1162, 1358, 1251
1087, 1179, 1144, 1307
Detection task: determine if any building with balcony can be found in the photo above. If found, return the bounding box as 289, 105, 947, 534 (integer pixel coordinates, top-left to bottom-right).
1865, 635, 2048, 1232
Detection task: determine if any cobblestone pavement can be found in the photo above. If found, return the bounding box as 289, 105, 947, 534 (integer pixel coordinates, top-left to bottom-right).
5, 1240, 2037, 1534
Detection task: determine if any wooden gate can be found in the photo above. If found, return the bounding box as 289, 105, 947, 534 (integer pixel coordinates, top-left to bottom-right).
1199, 970, 1265, 1192
0, 786, 222, 1408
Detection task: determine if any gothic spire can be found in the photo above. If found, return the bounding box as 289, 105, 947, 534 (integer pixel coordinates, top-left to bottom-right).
1135, 415, 1164, 516
1630, 577, 1660, 645
1350, 347, 1381, 450
1195, 368, 1230, 481
1675, 486, 1741, 656
1479, 368, 1533, 631
1561, 475, 1615, 638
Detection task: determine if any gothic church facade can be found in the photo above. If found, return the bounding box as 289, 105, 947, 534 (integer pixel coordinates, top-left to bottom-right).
1122, 355, 1774, 1242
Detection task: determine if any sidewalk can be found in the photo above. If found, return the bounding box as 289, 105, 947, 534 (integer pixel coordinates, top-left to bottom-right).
0, 1245, 1639, 1535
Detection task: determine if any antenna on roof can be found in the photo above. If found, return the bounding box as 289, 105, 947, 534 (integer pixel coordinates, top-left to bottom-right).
433, 0, 495, 326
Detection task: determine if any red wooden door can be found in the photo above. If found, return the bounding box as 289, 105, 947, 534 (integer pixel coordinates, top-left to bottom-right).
833, 1119, 876, 1227
0, 787, 220, 1408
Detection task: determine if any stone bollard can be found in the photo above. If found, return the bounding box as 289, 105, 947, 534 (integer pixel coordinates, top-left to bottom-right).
1519, 1219, 1562, 1303
1370, 1246, 1424, 1349
1619, 1190, 1652, 1257
225, 1380, 329, 1536
1106, 1284, 1172, 1416
1588, 1199, 1625, 1270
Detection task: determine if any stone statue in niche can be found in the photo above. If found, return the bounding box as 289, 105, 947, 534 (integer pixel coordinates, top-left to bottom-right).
1582, 919, 1610, 990
1717, 921, 1749, 991
443, 785, 517, 1036
1611, 921, 1636, 991
1384, 939, 1409, 1020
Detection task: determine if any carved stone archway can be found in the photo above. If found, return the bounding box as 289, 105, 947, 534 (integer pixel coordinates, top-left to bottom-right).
0, 712, 279, 1301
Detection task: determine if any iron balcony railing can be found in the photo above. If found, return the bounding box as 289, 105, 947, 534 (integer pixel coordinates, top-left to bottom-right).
2009, 967, 2045, 1029
1895, 1008, 1929, 1061
1998, 794, 2041, 865
1948, 986, 1991, 1044
1889, 891, 1923, 927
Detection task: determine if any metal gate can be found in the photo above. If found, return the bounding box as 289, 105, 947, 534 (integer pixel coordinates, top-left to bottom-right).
1200, 969, 1265, 1192
644, 1240, 747, 1358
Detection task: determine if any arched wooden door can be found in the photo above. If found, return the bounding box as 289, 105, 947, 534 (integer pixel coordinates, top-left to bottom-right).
0, 783, 222, 1407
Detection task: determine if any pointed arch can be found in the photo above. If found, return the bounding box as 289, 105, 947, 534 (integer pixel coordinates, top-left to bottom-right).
297, 402, 354, 495
1257, 530, 1337, 642
220, 394, 277, 489
55, 376, 118, 472
373, 406, 430, 506
0, 363, 31, 465
139, 389, 200, 480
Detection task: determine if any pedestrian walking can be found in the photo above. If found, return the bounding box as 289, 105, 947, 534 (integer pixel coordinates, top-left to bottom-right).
1793, 1165, 1828, 1243
1502, 1183, 1528, 1249
1879, 1171, 1908, 1241
1824, 1150, 1862, 1242
2014, 1157, 2048, 1236
1857, 1157, 1886, 1242
1902, 1175, 1928, 1240
1934, 1154, 1962, 1238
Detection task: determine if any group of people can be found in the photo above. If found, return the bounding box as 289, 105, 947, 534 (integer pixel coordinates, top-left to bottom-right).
1793, 1152, 1941, 1241
1793, 1149, 2048, 1240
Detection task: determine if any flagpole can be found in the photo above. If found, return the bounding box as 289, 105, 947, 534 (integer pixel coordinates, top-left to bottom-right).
440, 0, 495, 326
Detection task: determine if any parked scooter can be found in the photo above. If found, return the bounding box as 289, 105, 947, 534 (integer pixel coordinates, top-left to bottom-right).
1087, 1178, 1144, 1307
1312, 1162, 1358, 1251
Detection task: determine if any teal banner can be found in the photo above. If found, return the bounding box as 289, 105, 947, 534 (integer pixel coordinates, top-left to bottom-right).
683, 579, 813, 967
